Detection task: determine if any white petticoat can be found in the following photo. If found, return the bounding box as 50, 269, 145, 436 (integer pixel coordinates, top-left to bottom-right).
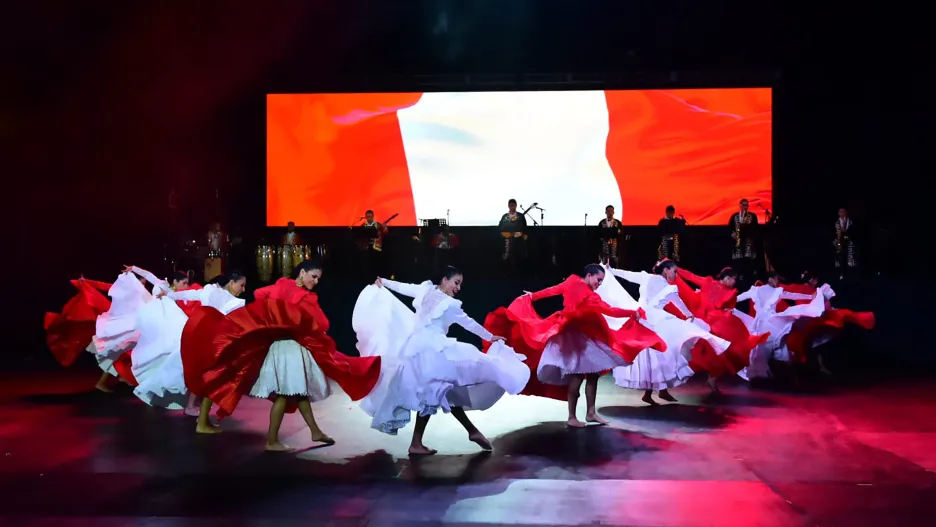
353, 285, 530, 435
248, 340, 331, 401
538, 328, 628, 385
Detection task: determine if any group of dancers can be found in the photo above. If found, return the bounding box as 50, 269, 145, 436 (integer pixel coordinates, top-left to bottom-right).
44, 257, 875, 454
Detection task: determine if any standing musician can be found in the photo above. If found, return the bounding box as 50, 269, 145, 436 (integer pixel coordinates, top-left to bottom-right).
359, 209, 392, 279
834, 207, 857, 277
598, 205, 622, 266
430, 224, 460, 271
280, 221, 303, 245
657, 205, 686, 262
205, 221, 229, 282
498, 199, 528, 266
729, 199, 759, 282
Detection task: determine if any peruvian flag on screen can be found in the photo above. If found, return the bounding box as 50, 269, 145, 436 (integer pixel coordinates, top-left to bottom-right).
266, 89, 771, 226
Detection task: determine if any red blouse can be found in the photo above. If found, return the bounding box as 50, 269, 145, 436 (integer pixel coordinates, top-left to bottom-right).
532, 275, 639, 319
253, 277, 330, 332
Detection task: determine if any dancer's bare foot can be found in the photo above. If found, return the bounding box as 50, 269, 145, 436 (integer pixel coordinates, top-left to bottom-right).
585, 413, 608, 425
183, 406, 201, 417
641, 393, 659, 406
264, 441, 295, 452
311, 431, 335, 445
566, 418, 586, 428
195, 422, 222, 434
706, 377, 721, 393
94, 382, 114, 393
468, 432, 493, 450
658, 390, 678, 402
408, 444, 438, 456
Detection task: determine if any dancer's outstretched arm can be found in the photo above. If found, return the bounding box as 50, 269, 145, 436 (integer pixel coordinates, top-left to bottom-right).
375, 277, 424, 298
676, 267, 709, 287
608, 267, 649, 287
452, 307, 501, 341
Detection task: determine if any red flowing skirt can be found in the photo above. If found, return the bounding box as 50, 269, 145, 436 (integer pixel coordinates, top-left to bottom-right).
484, 296, 666, 401
180, 299, 381, 419
785, 309, 876, 363
688, 310, 770, 378
44, 291, 111, 368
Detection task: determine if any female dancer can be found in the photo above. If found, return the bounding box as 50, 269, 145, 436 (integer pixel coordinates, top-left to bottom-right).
601, 260, 730, 405
673, 266, 770, 393
353, 266, 529, 455
735, 272, 825, 380
485, 264, 662, 428
91, 268, 162, 391
131, 271, 245, 415
180, 259, 381, 450
44, 277, 112, 371
780, 272, 875, 374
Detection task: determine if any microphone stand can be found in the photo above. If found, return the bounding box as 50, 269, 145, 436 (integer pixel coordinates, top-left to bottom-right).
521, 203, 539, 226
535, 206, 545, 227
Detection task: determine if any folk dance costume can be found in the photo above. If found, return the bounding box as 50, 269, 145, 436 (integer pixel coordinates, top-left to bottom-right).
735, 281, 826, 380
673, 268, 770, 389
599, 265, 729, 395
131, 282, 244, 410
180, 272, 381, 447
484, 272, 664, 402
353, 278, 529, 437
92, 269, 164, 385
44, 278, 112, 368
780, 282, 876, 365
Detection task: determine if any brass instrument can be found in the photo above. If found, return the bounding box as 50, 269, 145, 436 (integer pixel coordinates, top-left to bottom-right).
834, 220, 844, 253
734, 214, 743, 249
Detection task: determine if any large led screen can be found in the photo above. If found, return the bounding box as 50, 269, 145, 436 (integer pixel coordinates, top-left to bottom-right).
267, 88, 771, 226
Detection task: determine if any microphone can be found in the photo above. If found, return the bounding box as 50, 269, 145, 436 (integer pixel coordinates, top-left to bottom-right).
531, 202, 538, 208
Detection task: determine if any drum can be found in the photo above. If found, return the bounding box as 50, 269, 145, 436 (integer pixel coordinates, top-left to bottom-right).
255, 245, 274, 283
277, 244, 312, 278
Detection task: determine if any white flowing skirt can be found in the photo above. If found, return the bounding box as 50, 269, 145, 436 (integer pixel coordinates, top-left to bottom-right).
538, 329, 628, 385
248, 340, 331, 401
353, 285, 530, 435
612, 312, 727, 390
739, 292, 827, 379
130, 297, 190, 409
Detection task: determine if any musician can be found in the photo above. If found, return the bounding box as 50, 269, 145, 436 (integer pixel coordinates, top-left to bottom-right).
205, 221, 229, 282
280, 221, 303, 245
598, 205, 622, 266
498, 199, 527, 266
834, 207, 857, 276
431, 224, 460, 271
361, 209, 389, 279
729, 199, 759, 281
657, 205, 686, 262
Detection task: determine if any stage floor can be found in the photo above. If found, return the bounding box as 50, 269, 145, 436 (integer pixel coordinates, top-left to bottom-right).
2, 370, 935, 526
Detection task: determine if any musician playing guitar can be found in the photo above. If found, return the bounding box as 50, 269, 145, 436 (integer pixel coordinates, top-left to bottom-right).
360, 210, 397, 279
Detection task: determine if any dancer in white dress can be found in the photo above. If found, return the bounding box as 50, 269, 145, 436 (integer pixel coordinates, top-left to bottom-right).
735, 272, 826, 380
601, 260, 730, 404
91, 267, 158, 391
354, 266, 529, 455
131, 271, 246, 414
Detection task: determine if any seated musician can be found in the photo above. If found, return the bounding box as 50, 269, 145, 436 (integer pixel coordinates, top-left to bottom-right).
280, 221, 303, 246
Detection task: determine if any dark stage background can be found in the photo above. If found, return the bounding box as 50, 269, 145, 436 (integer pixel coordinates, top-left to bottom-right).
4, 2, 930, 372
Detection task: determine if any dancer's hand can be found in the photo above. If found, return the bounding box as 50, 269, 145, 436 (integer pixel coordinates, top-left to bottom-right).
636, 307, 647, 320
122, 265, 133, 274
490, 336, 506, 343
522, 290, 532, 297
374, 278, 383, 288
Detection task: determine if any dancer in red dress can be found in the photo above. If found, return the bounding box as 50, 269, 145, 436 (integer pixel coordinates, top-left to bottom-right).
44, 277, 112, 371
180, 259, 381, 451
673, 266, 770, 393
781, 271, 876, 373
485, 264, 663, 428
